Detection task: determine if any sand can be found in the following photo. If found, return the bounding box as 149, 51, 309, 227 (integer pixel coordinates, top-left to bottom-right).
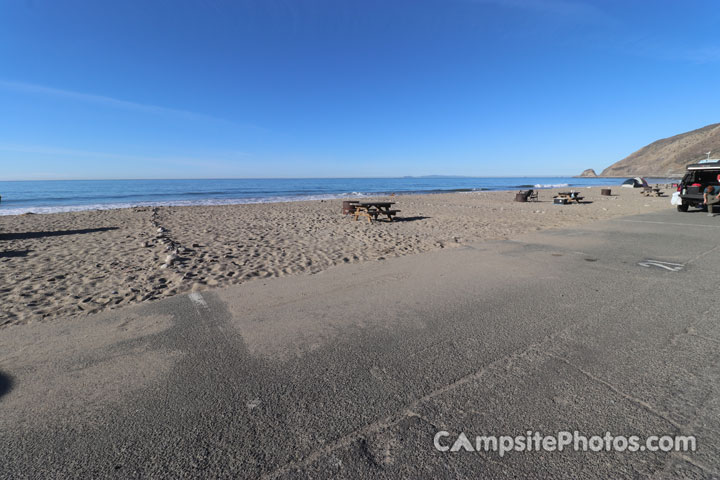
0, 187, 673, 327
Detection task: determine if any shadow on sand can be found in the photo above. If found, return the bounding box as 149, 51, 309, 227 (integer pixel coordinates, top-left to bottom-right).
0, 250, 32, 258
0, 227, 118, 241
390, 216, 431, 223
0, 372, 13, 399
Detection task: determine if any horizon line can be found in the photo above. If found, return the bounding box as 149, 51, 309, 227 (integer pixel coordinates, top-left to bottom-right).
0, 174, 604, 182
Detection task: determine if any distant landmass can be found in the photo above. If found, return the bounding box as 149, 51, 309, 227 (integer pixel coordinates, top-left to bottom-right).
594, 123, 720, 177
578, 168, 597, 177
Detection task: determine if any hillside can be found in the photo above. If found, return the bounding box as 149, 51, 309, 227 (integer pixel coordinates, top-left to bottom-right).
601, 123, 720, 177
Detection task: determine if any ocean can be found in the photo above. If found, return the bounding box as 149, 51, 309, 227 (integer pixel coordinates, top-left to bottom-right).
0, 177, 672, 216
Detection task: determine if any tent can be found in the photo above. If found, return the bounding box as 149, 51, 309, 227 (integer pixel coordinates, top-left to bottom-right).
621, 177, 649, 188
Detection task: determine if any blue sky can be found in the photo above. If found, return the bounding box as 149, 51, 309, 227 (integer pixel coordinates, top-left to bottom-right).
1, 0, 720, 180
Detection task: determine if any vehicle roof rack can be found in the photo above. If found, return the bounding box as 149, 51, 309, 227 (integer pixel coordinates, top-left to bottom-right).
687, 160, 720, 170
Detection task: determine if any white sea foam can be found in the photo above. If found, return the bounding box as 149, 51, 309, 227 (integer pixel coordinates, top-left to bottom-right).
0, 192, 374, 216
534, 183, 569, 189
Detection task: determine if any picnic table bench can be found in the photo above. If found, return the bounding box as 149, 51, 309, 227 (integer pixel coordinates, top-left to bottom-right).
641, 187, 663, 197
352, 202, 400, 223
554, 192, 584, 204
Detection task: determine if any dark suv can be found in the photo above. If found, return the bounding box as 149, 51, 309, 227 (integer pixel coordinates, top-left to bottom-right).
676, 161, 720, 212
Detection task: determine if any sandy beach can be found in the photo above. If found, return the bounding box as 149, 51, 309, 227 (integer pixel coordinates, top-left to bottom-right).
0, 187, 672, 327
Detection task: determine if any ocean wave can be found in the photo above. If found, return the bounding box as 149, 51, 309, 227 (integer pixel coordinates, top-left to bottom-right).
534, 183, 569, 189
0, 192, 376, 216
0, 179, 620, 216
0, 187, 500, 216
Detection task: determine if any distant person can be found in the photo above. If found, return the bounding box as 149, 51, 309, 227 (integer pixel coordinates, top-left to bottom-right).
703, 185, 720, 216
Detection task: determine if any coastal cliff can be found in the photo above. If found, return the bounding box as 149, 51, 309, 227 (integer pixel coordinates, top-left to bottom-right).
601, 123, 720, 177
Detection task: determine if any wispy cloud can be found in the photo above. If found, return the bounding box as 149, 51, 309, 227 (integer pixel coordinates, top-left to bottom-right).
0, 80, 258, 128
650, 45, 720, 65
613, 32, 720, 65
0, 143, 251, 171
681, 46, 720, 64
470, 0, 613, 24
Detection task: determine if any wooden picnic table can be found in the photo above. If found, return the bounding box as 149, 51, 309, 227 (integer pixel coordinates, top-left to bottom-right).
353, 201, 400, 223
555, 192, 584, 204
641, 187, 663, 197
